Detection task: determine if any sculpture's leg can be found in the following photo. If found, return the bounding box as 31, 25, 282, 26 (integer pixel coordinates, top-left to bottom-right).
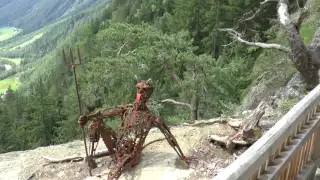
98, 125, 117, 154
153, 118, 197, 165
87, 119, 118, 168
107, 143, 142, 180
108, 154, 132, 180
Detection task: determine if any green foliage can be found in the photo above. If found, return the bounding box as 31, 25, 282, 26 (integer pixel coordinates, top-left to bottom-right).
165, 115, 189, 125
243, 0, 319, 107
0, 27, 21, 42
300, 24, 317, 45
277, 97, 299, 114
0, 0, 300, 153
0, 78, 19, 93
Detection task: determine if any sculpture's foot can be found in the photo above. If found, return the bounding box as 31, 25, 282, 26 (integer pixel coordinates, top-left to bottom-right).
108, 154, 132, 180
182, 156, 198, 166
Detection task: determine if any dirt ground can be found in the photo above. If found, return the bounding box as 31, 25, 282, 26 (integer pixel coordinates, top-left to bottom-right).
0, 116, 277, 180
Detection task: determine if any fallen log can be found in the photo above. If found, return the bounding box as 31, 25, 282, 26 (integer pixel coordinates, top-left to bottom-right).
209, 101, 267, 152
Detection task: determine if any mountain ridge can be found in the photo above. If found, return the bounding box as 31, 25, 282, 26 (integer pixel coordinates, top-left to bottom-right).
0, 0, 100, 33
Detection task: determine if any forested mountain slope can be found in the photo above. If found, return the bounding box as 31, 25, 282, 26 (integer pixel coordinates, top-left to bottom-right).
0, 0, 101, 33
0, 0, 318, 157
0, 0, 109, 80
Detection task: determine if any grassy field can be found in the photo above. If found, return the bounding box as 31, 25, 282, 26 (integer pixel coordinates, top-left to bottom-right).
0, 78, 19, 94
0, 57, 22, 65
0, 27, 21, 42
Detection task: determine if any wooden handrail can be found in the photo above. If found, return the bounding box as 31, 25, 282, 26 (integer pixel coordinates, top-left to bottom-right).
213, 85, 320, 180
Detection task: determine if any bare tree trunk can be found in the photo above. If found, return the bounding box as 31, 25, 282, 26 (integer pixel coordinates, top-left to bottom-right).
277, 0, 319, 89
190, 91, 200, 121
220, 0, 320, 90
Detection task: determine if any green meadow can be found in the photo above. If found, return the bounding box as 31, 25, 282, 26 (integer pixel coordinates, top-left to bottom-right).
0, 78, 19, 93
0, 27, 21, 42
0, 57, 22, 65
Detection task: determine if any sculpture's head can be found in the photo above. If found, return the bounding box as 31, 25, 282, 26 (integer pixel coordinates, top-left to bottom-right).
135, 79, 153, 104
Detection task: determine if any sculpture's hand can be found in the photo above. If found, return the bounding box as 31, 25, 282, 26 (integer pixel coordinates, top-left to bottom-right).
78, 115, 88, 128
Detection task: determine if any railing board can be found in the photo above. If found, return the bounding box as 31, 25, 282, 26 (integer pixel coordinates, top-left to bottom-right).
258, 117, 320, 179
213, 85, 320, 180
295, 161, 317, 180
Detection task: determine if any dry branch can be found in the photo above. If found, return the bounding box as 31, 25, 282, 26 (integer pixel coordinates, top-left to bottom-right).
42, 150, 111, 164
292, 7, 309, 28
26, 170, 38, 180
117, 42, 127, 55
209, 135, 248, 145
161, 99, 192, 109
240, 0, 278, 22
261, 0, 278, 5
219, 28, 290, 52
42, 138, 166, 165
182, 118, 229, 126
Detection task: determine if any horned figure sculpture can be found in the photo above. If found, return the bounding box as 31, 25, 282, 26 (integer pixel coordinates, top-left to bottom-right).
78, 79, 197, 179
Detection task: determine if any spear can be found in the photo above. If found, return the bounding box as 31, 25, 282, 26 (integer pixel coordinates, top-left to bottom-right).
63, 47, 92, 176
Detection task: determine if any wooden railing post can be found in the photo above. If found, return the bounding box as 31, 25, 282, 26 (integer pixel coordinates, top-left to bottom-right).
314, 128, 320, 164
313, 105, 320, 165
309, 114, 320, 180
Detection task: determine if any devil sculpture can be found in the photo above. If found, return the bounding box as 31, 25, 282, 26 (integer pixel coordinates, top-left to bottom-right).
78, 79, 197, 179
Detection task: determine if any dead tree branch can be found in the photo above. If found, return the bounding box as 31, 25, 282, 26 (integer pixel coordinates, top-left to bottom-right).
219, 28, 290, 52
42, 137, 167, 166
117, 42, 127, 55
224, 0, 319, 89
240, 0, 278, 22
42, 150, 111, 164
221, 40, 237, 47
182, 118, 229, 126
161, 99, 192, 109
292, 7, 309, 29
261, 0, 278, 5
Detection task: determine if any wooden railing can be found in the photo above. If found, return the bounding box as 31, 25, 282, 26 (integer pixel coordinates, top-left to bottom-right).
213, 85, 320, 180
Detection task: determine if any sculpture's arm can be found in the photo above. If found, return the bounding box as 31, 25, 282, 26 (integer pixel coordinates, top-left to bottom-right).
78, 104, 133, 127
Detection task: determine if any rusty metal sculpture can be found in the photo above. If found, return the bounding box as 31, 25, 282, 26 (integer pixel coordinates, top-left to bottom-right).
63, 48, 196, 179
78, 80, 197, 179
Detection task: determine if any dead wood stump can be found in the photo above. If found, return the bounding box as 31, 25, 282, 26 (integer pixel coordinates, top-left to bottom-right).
209, 101, 267, 153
